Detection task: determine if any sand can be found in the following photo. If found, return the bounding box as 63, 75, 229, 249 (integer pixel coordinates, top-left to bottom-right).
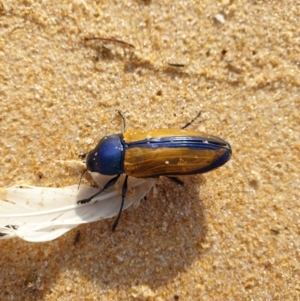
0, 1, 299, 300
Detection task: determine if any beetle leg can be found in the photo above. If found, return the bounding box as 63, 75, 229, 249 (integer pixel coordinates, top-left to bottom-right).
112, 175, 128, 231
181, 111, 201, 129
77, 174, 121, 204
78, 168, 88, 190
167, 176, 184, 186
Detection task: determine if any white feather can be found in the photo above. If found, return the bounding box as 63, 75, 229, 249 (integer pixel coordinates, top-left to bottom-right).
0, 173, 155, 242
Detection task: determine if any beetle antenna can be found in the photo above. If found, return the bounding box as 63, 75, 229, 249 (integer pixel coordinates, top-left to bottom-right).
78, 168, 87, 190
78, 153, 87, 159
116, 110, 126, 132
181, 111, 202, 129
112, 175, 128, 231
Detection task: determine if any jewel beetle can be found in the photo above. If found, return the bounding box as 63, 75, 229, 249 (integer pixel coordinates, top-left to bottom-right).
78, 112, 232, 230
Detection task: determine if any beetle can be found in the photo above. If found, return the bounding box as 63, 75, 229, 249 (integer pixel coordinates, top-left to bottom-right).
78, 112, 232, 230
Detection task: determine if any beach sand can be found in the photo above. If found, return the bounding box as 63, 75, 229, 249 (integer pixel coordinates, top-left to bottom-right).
0, 1, 299, 300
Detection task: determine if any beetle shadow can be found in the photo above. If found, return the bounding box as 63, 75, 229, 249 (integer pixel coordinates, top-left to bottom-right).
73, 175, 208, 290
0, 175, 208, 298
76, 174, 208, 289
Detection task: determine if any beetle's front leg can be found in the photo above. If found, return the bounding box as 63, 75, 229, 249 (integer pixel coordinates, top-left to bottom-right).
77, 174, 121, 204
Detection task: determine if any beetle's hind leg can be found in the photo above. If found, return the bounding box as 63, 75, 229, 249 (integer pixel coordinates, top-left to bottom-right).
167, 176, 184, 186
181, 111, 201, 129
77, 174, 121, 204
112, 175, 128, 231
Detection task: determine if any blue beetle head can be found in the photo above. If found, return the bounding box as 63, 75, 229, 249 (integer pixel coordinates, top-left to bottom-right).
86, 134, 124, 175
